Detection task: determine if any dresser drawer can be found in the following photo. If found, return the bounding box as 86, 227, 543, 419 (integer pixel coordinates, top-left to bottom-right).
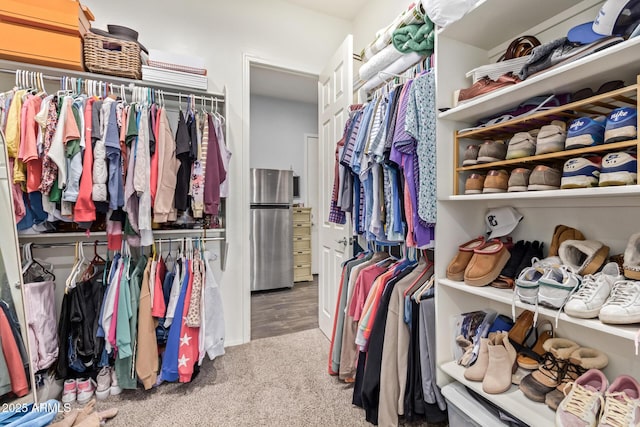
293, 237, 311, 251
293, 251, 311, 265
294, 264, 313, 282
293, 208, 312, 224
293, 223, 311, 237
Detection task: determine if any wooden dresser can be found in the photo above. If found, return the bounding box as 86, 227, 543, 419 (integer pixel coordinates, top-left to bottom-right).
292, 207, 313, 282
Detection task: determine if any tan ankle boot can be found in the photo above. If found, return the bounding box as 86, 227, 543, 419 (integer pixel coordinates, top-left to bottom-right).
545, 346, 609, 410
482, 332, 517, 394
464, 337, 490, 382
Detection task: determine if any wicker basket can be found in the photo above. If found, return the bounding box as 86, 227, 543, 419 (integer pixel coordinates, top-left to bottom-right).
83, 32, 141, 79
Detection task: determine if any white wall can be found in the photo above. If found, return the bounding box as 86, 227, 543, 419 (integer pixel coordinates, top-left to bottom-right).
250, 95, 317, 203
351, 0, 411, 59
83, 0, 352, 345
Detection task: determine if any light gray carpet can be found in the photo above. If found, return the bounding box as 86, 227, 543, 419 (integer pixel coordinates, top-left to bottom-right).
94, 329, 373, 426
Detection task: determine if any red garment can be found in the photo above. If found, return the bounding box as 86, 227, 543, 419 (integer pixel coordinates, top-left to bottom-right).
19, 95, 43, 193
151, 257, 166, 318
348, 264, 388, 321
0, 309, 28, 397
178, 259, 199, 382
149, 106, 161, 206
74, 98, 96, 223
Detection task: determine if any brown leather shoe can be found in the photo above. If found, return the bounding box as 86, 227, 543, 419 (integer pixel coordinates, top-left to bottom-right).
483, 170, 509, 193
465, 173, 485, 194
464, 240, 511, 286
447, 237, 486, 281
458, 73, 521, 103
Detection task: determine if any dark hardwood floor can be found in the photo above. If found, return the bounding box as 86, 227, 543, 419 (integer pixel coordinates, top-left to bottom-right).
251, 275, 319, 340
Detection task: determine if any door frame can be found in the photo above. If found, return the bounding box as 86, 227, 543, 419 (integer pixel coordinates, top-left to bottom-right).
304, 133, 319, 274
242, 54, 318, 341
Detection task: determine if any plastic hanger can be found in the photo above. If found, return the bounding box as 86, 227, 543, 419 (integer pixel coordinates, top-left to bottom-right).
22, 243, 55, 282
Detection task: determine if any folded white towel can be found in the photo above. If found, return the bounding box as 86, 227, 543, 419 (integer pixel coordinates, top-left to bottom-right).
359, 44, 405, 82
362, 52, 424, 92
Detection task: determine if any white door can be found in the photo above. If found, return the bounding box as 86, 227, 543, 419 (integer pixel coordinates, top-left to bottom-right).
318, 35, 353, 338
305, 135, 319, 274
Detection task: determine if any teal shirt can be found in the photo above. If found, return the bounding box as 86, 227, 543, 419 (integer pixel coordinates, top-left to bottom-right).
115, 256, 146, 390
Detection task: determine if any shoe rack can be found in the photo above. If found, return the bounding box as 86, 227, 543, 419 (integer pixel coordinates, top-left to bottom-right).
453, 84, 639, 195
434, 1, 640, 426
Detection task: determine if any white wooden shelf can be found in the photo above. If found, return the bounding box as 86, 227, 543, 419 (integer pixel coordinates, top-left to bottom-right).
438, 36, 640, 123
436, 0, 596, 50
445, 185, 640, 201
0, 59, 224, 98
440, 361, 554, 427
439, 278, 639, 341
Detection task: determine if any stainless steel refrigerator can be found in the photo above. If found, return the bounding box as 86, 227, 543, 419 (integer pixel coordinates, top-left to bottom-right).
250, 168, 294, 291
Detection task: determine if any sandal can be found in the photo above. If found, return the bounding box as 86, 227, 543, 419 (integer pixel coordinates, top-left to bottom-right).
507, 310, 535, 352
517, 319, 554, 370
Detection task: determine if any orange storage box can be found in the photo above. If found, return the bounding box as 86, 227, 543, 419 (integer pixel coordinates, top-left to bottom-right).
0, 0, 92, 70
0, 21, 83, 70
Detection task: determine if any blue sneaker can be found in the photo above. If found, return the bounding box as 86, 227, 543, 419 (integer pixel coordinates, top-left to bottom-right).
560, 156, 601, 189
564, 116, 606, 149
599, 152, 637, 186
604, 107, 637, 144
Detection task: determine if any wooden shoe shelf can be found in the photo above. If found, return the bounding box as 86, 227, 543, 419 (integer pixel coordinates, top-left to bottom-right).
453, 84, 640, 195
434, 1, 640, 426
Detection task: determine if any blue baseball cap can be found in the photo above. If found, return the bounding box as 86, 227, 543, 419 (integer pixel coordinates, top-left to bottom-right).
568, 0, 640, 44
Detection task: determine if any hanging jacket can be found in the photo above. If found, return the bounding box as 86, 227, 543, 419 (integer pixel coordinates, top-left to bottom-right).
160, 259, 190, 382
0, 309, 28, 397
200, 251, 225, 362
203, 114, 226, 216
74, 97, 96, 225
136, 258, 158, 389
153, 108, 180, 223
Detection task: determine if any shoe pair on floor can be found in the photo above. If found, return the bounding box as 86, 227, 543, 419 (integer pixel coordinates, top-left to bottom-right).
556, 368, 640, 427
62, 367, 121, 404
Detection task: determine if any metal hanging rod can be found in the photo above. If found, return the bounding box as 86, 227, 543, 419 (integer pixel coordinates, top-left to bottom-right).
0, 67, 225, 103
23, 236, 224, 250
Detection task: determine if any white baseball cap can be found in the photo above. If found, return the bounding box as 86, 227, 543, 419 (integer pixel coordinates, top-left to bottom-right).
485, 207, 523, 239
568, 0, 640, 44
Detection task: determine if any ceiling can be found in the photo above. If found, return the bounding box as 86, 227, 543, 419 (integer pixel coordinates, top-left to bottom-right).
250, 66, 318, 104
283, 0, 368, 20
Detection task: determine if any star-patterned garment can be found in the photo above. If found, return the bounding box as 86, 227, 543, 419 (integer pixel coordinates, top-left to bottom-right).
160, 259, 191, 383
178, 257, 199, 382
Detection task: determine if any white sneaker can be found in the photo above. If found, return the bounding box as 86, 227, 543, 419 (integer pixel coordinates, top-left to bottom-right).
95, 366, 112, 400
599, 375, 640, 427
564, 262, 623, 318
110, 368, 122, 396
599, 280, 640, 324
555, 368, 608, 427
538, 265, 581, 309
61, 379, 77, 404
515, 256, 562, 305
76, 378, 96, 404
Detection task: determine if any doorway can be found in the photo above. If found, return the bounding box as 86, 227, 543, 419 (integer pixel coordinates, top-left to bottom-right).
245, 59, 321, 340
